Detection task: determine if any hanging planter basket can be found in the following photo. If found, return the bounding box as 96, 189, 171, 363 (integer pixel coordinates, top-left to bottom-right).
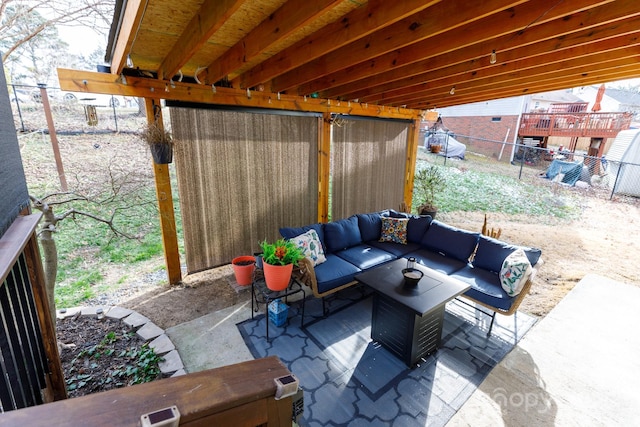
150, 143, 173, 164
143, 121, 174, 164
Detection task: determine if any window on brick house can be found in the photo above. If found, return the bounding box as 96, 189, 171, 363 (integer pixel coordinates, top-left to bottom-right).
491, 117, 501, 122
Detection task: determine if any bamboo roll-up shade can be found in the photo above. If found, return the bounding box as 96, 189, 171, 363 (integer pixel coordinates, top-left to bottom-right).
331, 118, 409, 220
170, 108, 318, 273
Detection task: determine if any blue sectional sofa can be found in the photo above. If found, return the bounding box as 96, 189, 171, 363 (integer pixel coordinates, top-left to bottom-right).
280, 210, 542, 333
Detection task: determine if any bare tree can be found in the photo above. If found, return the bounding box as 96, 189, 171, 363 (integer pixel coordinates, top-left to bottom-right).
30, 192, 135, 326
1, 0, 113, 62
27, 153, 156, 327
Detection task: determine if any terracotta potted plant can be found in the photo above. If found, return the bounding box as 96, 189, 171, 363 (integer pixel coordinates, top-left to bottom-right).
259, 238, 304, 291
414, 164, 446, 218
231, 255, 256, 286
142, 122, 174, 164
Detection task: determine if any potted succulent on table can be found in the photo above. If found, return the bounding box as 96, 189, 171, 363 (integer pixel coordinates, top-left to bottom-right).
414, 164, 446, 218
259, 238, 304, 291
142, 122, 174, 164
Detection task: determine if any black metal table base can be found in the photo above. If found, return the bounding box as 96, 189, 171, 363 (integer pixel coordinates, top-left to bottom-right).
251, 271, 305, 341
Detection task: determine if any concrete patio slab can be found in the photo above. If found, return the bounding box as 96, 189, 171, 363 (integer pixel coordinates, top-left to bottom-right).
165, 300, 254, 373
447, 274, 640, 426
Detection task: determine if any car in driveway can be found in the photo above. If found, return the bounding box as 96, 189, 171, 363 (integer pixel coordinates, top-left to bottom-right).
60, 91, 130, 108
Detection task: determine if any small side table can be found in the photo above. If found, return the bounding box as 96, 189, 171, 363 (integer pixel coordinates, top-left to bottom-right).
251, 269, 306, 341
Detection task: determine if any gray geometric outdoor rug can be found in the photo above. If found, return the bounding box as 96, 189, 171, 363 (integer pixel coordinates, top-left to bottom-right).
237, 286, 536, 426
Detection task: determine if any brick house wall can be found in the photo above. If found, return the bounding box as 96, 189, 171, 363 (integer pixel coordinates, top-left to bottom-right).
440, 115, 519, 160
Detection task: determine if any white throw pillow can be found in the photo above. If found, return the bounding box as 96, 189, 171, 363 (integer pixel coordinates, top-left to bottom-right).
291, 229, 326, 266
499, 248, 532, 296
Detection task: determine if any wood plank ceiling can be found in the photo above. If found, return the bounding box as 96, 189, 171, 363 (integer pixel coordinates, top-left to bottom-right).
104, 0, 640, 111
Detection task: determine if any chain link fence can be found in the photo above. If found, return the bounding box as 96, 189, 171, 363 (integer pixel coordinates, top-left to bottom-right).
420, 132, 640, 203
7, 83, 147, 134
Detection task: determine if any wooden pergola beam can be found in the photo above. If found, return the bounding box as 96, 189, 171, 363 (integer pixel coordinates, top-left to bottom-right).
236, 0, 439, 89
158, 0, 247, 80
372, 42, 640, 106
110, 0, 145, 75
296, 0, 617, 97
331, 12, 640, 102
57, 68, 423, 120
408, 64, 640, 109
204, 0, 341, 85
272, 0, 528, 93
144, 99, 182, 285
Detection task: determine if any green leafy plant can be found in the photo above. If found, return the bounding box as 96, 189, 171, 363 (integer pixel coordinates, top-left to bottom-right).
259, 238, 304, 266
414, 164, 446, 212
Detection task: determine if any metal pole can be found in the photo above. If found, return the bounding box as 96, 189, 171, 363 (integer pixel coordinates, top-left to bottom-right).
111, 95, 119, 132
443, 133, 449, 166
610, 162, 623, 200
518, 142, 525, 179
38, 83, 67, 191
11, 85, 26, 132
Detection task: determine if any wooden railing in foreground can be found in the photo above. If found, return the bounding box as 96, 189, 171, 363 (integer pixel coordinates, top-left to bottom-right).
0, 356, 294, 426
0, 213, 67, 410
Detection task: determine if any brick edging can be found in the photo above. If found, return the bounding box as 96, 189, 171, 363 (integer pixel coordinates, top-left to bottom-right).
57, 306, 186, 376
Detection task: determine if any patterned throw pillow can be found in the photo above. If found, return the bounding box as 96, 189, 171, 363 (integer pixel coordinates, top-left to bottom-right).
291, 229, 326, 266
379, 217, 408, 244
500, 248, 533, 296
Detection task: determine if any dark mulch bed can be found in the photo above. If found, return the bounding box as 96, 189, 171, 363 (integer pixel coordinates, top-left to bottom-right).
56, 315, 162, 398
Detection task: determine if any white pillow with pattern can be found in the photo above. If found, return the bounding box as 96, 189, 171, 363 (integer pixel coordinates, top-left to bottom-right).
500, 248, 532, 296
291, 229, 326, 266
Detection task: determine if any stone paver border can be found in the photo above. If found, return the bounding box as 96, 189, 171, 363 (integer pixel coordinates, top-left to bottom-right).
57, 306, 186, 377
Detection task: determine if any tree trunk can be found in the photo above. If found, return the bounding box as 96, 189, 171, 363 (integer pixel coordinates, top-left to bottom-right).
40, 208, 58, 328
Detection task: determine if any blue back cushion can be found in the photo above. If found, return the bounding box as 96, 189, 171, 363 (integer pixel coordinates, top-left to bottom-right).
420, 220, 480, 262
280, 223, 326, 252
473, 235, 542, 273
386, 210, 431, 243
357, 212, 384, 242
387, 209, 409, 218
324, 216, 362, 253
407, 215, 432, 243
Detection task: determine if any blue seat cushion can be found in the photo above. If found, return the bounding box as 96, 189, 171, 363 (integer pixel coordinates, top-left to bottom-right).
407, 248, 469, 275
323, 216, 362, 253
356, 211, 386, 242
314, 254, 362, 295
420, 220, 480, 262
450, 265, 515, 311
473, 235, 542, 273
280, 223, 326, 252
367, 240, 421, 257
334, 244, 396, 270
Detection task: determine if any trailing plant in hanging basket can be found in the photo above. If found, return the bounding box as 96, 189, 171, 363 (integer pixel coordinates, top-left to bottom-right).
142, 122, 174, 164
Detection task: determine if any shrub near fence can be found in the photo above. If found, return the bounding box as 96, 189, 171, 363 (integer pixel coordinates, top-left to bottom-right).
420, 133, 640, 203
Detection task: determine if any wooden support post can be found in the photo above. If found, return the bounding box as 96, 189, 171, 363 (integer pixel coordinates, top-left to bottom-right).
403, 119, 421, 213
144, 99, 182, 285
318, 113, 331, 223
38, 84, 67, 191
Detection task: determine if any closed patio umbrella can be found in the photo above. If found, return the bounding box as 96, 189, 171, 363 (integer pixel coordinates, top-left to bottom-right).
592, 83, 606, 112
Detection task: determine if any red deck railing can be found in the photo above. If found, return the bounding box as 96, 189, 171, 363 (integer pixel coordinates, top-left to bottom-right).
519, 112, 633, 138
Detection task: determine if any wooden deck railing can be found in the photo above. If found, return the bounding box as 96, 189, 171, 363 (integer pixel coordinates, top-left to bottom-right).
519, 112, 633, 138
0, 213, 67, 411
0, 356, 294, 426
